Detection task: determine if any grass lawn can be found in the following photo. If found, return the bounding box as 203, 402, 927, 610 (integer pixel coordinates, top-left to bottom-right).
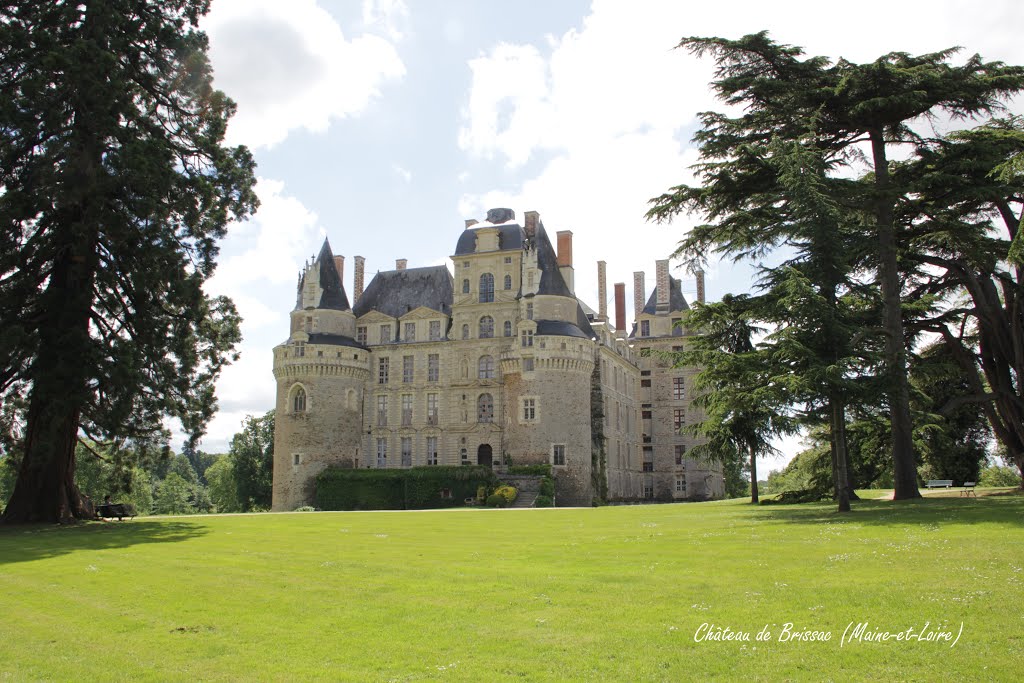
2, 491, 1021, 681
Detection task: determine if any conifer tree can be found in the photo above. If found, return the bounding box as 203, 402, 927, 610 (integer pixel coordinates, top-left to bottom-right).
0, 1, 257, 523
650, 32, 1024, 499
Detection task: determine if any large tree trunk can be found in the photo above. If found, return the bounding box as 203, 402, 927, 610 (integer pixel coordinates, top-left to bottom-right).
749, 443, 759, 504
831, 399, 851, 513
869, 129, 921, 500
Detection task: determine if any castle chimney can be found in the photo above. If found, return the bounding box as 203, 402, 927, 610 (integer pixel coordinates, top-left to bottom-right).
465, 219, 478, 229
333, 255, 344, 283
396, 259, 407, 271
524, 210, 539, 239
695, 267, 705, 304
656, 259, 670, 312
633, 271, 645, 322
354, 255, 365, 304
614, 283, 626, 333
597, 261, 608, 322
556, 230, 574, 293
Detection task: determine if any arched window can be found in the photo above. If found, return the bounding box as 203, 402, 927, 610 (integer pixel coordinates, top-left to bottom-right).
462, 279, 470, 294
479, 273, 494, 303
292, 386, 307, 413
477, 393, 494, 422
504, 274, 512, 290
461, 324, 469, 340
503, 320, 512, 337
479, 315, 494, 338
478, 355, 495, 379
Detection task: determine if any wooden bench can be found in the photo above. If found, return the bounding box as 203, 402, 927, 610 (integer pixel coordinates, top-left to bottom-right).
924, 479, 953, 490
960, 482, 977, 497
96, 503, 136, 521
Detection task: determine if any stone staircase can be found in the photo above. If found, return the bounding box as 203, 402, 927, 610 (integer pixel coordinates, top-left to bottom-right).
500, 474, 544, 508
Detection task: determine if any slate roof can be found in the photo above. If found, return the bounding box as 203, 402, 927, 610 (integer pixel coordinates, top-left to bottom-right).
536, 319, 592, 340
296, 239, 350, 311
641, 276, 690, 315
453, 223, 526, 256
353, 265, 454, 319
532, 224, 574, 298
306, 333, 369, 350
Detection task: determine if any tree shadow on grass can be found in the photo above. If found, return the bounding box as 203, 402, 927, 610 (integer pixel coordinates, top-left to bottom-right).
744, 494, 1024, 528
0, 519, 209, 565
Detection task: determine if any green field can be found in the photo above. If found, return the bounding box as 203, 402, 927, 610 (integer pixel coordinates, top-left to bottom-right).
2, 492, 1021, 681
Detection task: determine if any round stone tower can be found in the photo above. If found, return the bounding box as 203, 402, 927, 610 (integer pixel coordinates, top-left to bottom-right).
271, 239, 370, 511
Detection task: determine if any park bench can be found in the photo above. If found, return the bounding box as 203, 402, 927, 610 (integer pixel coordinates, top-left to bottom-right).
924, 479, 953, 489
960, 482, 977, 497
96, 503, 136, 521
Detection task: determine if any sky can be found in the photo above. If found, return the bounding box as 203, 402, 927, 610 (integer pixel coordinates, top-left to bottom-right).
189, 0, 1024, 470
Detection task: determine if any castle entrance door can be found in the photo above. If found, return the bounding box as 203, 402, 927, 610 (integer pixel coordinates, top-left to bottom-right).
477, 444, 493, 467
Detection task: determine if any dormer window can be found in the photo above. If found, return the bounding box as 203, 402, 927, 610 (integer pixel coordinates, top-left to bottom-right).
504, 274, 512, 290
462, 279, 470, 294
640, 320, 650, 337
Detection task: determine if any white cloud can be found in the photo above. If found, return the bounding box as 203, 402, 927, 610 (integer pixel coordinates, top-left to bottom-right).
362, 0, 410, 42
204, 0, 405, 149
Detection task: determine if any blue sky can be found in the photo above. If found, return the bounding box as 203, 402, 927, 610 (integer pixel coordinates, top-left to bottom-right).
190, 0, 1024, 467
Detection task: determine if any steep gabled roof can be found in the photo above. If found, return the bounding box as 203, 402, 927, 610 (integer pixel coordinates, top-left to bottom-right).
641, 276, 690, 315
533, 224, 573, 297
353, 265, 454, 319
296, 239, 351, 311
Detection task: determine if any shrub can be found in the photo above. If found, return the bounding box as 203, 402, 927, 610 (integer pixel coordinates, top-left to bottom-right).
494, 485, 518, 505
294, 505, 316, 512
534, 495, 553, 508
539, 477, 555, 498
485, 493, 507, 508
508, 464, 552, 476
316, 466, 496, 510
979, 465, 1021, 488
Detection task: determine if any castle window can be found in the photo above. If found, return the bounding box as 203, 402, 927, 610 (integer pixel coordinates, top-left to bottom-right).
642, 404, 652, 420
672, 318, 683, 337
675, 444, 686, 466
402, 355, 414, 383
462, 324, 469, 340
640, 320, 650, 337
522, 398, 536, 421
504, 256, 512, 265
673, 409, 686, 431
401, 437, 412, 467
477, 394, 493, 423
376, 438, 387, 467
523, 357, 534, 372
404, 322, 416, 342
377, 395, 388, 426
378, 357, 389, 384
503, 320, 512, 337
379, 324, 392, 343
429, 320, 442, 340
526, 303, 533, 320
479, 316, 494, 338
643, 462, 654, 473
292, 387, 307, 413
644, 484, 654, 499
552, 444, 566, 467
305, 316, 313, 333
521, 330, 533, 347
428, 354, 439, 382
478, 355, 495, 379
293, 453, 301, 466
504, 274, 512, 290
673, 376, 685, 400
462, 279, 470, 294
479, 273, 494, 303
427, 437, 438, 466
675, 474, 687, 493
460, 448, 469, 464
427, 393, 438, 425
294, 343, 305, 358
356, 326, 367, 344
401, 394, 413, 426
641, 379, 652, 388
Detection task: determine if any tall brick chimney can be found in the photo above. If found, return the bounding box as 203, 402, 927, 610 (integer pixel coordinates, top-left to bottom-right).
354, 255, 365, 305
396, 259, 407, 271
524, 210, 539, 239
614, 282, 626, 333
333, 255, 344, 283
695, 267, 705, 304
556, 230, 574, 293
597, 261, 608, 322
656, 259, 670, 313
633, 271, 645, 322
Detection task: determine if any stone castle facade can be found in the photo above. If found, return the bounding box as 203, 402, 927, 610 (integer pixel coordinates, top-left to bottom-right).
271, 208, 724, 510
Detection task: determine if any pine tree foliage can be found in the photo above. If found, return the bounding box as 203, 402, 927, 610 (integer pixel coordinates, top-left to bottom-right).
0, 1, 257, 523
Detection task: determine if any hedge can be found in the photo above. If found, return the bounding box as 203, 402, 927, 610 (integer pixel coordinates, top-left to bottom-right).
507, 464, 552, 476
316, 466, 497, 511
